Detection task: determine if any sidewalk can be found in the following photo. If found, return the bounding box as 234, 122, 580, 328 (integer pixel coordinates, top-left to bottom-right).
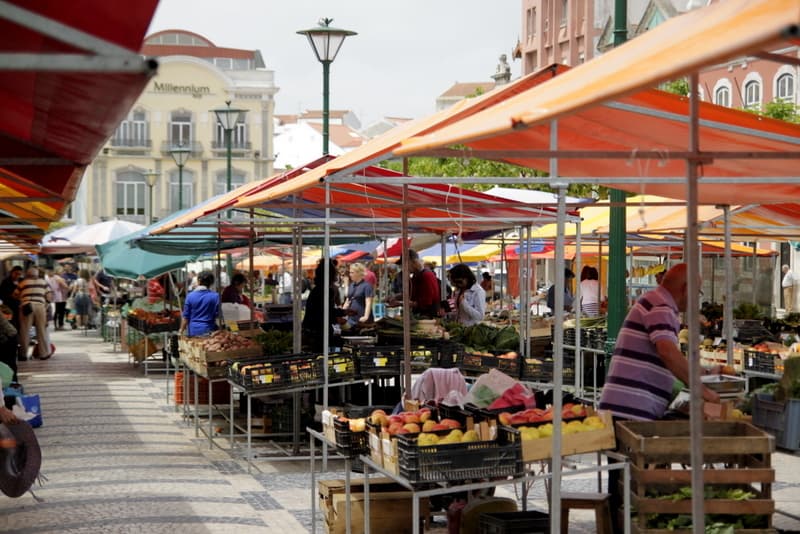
0, 328, 797, 533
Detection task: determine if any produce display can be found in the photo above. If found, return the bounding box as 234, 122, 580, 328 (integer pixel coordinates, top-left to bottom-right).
376, 317, 448, 339
127, 308, 181, 333
194, 330, 260, 353
445, 322, 519, 352
366, 407, 450, 436
180, 331, 261, 378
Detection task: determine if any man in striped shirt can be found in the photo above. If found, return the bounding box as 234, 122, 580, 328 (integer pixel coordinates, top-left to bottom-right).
599, 262, 720, 420
16, 266, 54, 360
600, 263, 721, 531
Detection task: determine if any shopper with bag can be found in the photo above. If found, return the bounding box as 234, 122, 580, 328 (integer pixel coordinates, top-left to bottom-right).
47, 267, 69, 330
16, 267, 54, 360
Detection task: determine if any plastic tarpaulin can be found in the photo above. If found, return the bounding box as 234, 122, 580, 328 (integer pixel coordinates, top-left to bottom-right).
396, 0, 800, 205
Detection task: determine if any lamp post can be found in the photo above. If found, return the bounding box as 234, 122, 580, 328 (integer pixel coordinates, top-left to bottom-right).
211, 101, 247, 208
168, 144, 191, 211
143, 170, 160, 225
297, 18, 356, 156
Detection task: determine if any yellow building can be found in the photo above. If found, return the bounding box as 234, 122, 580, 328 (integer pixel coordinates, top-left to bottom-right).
73, 30, 278, 225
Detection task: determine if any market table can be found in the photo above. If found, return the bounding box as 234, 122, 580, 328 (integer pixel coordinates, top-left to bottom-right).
356, 452, 632, 534
227, 376, 368, 472
307, 427, 357, 534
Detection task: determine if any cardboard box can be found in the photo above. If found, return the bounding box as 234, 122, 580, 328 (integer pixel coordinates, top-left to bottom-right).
319, 478, 428, 534
519, 410, 616, 462
368, 427, 383, 468
381, 434, 399, 475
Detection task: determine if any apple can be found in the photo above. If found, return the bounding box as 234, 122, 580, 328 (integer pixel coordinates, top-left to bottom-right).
403, 423, 421, 433
422, 420, 437, 432
431, 423, 450, 431
403, 413, 421, 424
387, 422, 404, 435
498, 412, 512, 426
349, 418, 366, 432
388, 415, 404, 425
419, 409, 432, 423
439, 418, 461, 429
510, 414, 529, 425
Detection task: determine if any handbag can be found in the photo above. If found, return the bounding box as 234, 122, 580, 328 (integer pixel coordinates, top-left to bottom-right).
66, 297, 75, 310
21, 303, 33, 316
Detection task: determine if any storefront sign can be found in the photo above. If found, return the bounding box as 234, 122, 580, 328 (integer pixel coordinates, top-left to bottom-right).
153, 82, 211, 99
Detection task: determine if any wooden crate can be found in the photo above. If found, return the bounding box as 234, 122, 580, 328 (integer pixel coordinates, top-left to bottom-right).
318, 478, 428, 534
617, 420, 776, 533
512, 410, 616, 462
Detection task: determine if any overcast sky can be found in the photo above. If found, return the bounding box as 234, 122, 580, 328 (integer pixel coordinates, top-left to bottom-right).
147, 1, 521, 126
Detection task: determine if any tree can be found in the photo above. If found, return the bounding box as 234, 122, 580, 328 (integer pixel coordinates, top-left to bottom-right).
662, 78, 690, 96
761, 99, 799, 123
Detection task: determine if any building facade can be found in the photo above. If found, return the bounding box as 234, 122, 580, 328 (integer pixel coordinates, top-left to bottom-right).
71, 30, 278, 225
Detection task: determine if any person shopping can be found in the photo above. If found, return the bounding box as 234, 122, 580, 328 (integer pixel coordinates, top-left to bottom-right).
579, 266, 601, 317
16, 267, 54, 360
343, 263, 374, 328
180, 271, 219, 337
302, 259, 347, 352
447, 264, 486, 326
48, 267, 70, 330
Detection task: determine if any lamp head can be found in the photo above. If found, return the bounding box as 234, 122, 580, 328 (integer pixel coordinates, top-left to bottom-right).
297, 18, 357, 63
144, 170, 161, 188
169, 144, 191, 166
211, 100, 247, 130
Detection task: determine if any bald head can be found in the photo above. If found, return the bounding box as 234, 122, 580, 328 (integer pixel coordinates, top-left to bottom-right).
661, 263, 700, 312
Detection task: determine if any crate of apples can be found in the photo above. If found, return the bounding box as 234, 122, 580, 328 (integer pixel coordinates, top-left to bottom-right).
368, 407, 461, 436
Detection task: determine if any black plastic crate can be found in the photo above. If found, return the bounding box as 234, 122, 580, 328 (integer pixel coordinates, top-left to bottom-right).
354, 345, 403, 376
396, 426, 522, 483
436, 341, 465, 368
424, 400, 472, 426
744, 349, 776, 373
228, 359, 288, 391
333, 417, 370, 459
319, 353, 357, 383
521, 353, 576, 384
283, 354, 322, 386
465, 403, 528, 424
479, 510, 549, 534
458, 352, 494, 374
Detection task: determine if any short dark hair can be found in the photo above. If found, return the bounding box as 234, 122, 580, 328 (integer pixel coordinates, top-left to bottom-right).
482, 272, 491, 281
198, 270, 215, 287
231, 273, 246, 285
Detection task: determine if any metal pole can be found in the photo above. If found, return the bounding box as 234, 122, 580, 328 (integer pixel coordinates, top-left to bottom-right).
723, 206, 734, 366
322, 60, 331, 156
178, 163, 183, 211
148, 184, 154, 225
687, 71, 705, 534
608, 0, 629, 363
550, 119, 564, 534
226, 128, 233, 219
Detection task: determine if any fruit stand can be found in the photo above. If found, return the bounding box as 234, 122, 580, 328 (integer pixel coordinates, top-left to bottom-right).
616, 420, 776, 533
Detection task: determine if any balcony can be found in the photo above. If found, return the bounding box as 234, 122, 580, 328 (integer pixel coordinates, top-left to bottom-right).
160, 141, 204, 158
210, 139, 252, 157
109, 138, 152, 154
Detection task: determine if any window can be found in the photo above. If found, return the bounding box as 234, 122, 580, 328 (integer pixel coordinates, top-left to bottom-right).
169, 169, 194, 213
527, 8, 536, 39
112, 109, 148, 146
561, 0, 568, 27
744, 80, 761, 109
232, 58, 251, 70
216, 117, 248, 149
714, 86, 730, 107
170, 110, 193, 146
777, 73, 795, 101
116, 171, 146, 217
214, 171, 246, 196
214, 57, 233, 70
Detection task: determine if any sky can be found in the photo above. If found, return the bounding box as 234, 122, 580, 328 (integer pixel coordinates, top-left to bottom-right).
147, 0, 521, 127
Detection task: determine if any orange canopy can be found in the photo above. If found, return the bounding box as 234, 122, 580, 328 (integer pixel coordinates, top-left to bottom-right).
396, 0, 800, 205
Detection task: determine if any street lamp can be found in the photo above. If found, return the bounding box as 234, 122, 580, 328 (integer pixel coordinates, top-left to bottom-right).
143, 170, 161, 225
297, 18, 356, 156
168, 144, 191, 210
211, 101, 247, 208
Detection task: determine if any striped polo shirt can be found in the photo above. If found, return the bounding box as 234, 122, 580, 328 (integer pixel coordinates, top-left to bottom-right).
599, 285, 679, 421
18, 277, 49, 305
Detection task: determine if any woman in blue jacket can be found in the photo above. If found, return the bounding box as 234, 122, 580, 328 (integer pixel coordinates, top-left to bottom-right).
180, 271, 219, 337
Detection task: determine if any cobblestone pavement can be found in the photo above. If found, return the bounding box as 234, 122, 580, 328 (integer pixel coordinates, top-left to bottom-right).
0, 328, 798, 533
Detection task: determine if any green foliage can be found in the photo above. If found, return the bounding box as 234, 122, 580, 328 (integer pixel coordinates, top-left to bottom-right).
254, 328, 293, 356
662, 77, 690, 96
381, 157, 609, 199
762, 99, 800, 123
733, 302, 762, 320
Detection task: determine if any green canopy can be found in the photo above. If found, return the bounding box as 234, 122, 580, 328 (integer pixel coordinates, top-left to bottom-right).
95, 237, 197, 280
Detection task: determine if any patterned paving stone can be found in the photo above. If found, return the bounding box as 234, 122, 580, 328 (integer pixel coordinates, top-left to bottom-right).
240, 491, 284, 511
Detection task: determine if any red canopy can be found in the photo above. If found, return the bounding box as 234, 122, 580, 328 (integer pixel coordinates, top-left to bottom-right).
0, 1, 158, 249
